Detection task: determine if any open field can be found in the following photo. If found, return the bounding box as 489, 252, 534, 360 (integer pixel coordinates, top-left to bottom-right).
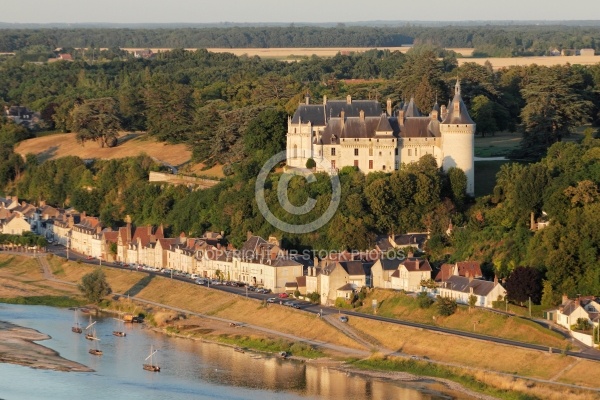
458, 55, 600, 70
474, 132, 521, 158
475, 160, 510, 197
15, 132, 192, 167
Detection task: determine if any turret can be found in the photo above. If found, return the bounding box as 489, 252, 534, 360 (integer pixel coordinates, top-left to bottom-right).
440, 79, 476, 195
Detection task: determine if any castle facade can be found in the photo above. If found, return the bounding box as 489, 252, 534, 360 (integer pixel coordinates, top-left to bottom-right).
286, 80, 475, 195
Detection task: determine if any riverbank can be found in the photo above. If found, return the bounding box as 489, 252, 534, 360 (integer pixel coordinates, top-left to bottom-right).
2, 253, 600, 400
0, 321, 92, 372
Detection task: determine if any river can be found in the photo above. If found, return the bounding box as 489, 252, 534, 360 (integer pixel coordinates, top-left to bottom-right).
0, 304, 456, 400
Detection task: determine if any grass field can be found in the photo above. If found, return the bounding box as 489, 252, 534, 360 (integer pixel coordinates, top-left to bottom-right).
474, 132, 521, 158
15, 132, 192, 167
355, 289, 568, 349
474, 160, 510, 197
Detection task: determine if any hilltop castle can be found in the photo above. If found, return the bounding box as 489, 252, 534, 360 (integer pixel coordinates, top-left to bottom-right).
286, 80, 476, 195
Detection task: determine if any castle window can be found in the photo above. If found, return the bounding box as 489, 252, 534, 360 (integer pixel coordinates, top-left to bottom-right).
369, 160, 373, 169
354, 148, 359, 156
331, 160, 336, 169
382, 165, 386, 170
395, 148, 398, 155
293, 145, 298, 159
379, 151, 382, 156
408, 149, 412, 156
294, 128, 297, 133
331, 148, 336, 156
354, 160, 359, 167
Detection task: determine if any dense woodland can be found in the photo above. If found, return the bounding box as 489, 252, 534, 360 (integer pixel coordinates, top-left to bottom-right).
2, 25, 600, 56
1, 28, 600, 303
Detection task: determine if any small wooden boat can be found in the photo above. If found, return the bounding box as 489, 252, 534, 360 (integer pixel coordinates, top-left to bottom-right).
72, 309, 83, 333
143, 345, 160, 372
112, 331, 126, 337
88, 349, 103, 356
234, 347, 245, 353
85, 316, 98, 340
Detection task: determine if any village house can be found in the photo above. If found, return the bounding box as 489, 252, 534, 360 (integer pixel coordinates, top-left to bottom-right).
70, 214, 103, 256
550, 295, 600, 347
390, 258, 432, 292
0, 214, 31, 235
318, 257, 373, 305
435, 261, 483, 282
436, 275, 506, 308
376, 233, 428, 253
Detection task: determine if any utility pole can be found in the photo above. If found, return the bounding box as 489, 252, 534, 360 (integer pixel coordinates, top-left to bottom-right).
529, 296, 532, 317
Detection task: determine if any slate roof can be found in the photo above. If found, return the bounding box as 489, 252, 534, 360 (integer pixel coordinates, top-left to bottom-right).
442, 82, 474, 125
291, 99, 382, 125
402, 258, 432, 272
444, 276, 498, 297
340, 260, 372, 276
296, 276, 306, 287
377, 258, 404, 271
337, 283, 355, 291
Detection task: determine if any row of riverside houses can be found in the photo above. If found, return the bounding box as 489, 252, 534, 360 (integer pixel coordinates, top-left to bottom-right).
1, 195, 507, 307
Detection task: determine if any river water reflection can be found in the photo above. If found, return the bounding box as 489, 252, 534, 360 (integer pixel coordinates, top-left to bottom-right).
0, 304, 455, 400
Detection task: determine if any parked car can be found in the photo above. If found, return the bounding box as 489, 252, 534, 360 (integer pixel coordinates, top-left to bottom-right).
190, 274, 199, 280
285, 301, 301, 309
195, 278, 206, 285
266, 297, 277, 303
278, 293, 289, 298
339, 316, 348, 323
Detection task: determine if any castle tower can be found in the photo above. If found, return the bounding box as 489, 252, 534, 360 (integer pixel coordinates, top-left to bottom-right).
440, 79, 476, 195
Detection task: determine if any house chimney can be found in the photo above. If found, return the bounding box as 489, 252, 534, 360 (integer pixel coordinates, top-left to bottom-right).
387, 98, 392, 116
469, 275, 474, 282
305, 92, 310, 105
81, 211, 86, 218
530, 212, 536, 230
493, 275, 498, 286
359, 110, 365, 121
346, 95, 352, 104
246, 230, 253, 240
562, 294, 568, 304
314, 257, 319, 268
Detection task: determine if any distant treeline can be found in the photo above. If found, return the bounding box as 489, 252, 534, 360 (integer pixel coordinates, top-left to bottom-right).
1, 25, 600, 56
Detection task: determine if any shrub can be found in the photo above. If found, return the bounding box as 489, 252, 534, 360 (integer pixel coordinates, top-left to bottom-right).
305, 158, 316, 169
417, 292, 433, 309
307, 291, 320, 304
437, 296, 457, 316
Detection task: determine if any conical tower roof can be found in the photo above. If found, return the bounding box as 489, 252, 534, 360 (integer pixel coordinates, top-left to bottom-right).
442, 79, 474, 125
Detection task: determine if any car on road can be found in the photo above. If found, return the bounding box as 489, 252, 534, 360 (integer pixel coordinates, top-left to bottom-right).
86, 255, 94, 260
195, 278, 207, 285
285, 301, 301, 309
278, 293, 289, 298
339, 316, 348, 323
266, 297, 277, 303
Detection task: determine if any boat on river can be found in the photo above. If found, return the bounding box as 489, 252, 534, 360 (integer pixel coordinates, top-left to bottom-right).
85, 316, 98, 340
143, 345, 160, 372
71, 309, 83, 334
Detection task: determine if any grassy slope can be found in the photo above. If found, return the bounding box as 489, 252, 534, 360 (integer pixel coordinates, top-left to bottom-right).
355, 289, 567, 348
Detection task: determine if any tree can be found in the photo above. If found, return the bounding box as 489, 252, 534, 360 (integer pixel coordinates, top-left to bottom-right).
520, 65, 593, 155
305, 158, 316, 169
471, 95, 498, 136
505, 266, 542, 305
437, 296, 457, 316
78, 268, 112, 303
307, 292, 320, 304
69, 98, 122, 148
468, 294, 477, 311
417, 292, 433, 309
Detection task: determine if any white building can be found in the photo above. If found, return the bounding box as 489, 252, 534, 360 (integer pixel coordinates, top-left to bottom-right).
286, 80, 475, 195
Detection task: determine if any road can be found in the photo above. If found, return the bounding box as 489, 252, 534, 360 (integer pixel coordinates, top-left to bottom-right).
6, 246, 600, 363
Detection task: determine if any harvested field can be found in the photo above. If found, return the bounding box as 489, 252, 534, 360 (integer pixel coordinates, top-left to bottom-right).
459, 55, 600, 70
15, 132, 191, 167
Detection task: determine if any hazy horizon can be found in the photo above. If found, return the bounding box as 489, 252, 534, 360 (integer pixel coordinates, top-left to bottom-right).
3, 0, 599, 24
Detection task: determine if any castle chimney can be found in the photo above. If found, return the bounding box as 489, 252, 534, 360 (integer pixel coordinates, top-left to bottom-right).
440, 105, 447, 119
431, 109, 439, 120
305, 92, 310, 105
386, 98, 392, 116
398, 109, 405, 127
359, 110, 365, 121
346, 94, 352, 104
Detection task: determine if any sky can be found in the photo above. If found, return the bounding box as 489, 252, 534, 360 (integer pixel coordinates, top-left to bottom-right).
2, 0, 600, 24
